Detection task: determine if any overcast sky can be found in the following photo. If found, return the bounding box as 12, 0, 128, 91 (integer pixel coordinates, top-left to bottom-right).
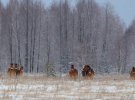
1, 0, 135, 27
95, 0, 135, 27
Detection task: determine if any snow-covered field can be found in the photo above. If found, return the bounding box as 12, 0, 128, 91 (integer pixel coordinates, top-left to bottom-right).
0, 74, 135, 100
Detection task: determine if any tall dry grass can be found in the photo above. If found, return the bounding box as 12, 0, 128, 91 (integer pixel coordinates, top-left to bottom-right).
0, 73, 134, 100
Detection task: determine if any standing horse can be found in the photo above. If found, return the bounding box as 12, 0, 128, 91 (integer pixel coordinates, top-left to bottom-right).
18, 66, 24, 76
130, 67, 135, 80
69, 65, 78, 80
7, 63, 16, 77
81, 65, 95, 80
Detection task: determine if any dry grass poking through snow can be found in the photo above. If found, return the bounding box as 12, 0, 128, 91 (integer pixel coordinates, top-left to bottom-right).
0, 73, 135, 100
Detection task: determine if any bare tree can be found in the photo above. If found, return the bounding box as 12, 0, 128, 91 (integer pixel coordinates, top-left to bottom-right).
0, 0, 127, 74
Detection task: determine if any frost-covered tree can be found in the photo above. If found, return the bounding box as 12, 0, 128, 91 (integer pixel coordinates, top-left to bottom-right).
0, 0, 128, 74
124, 20, 135, 72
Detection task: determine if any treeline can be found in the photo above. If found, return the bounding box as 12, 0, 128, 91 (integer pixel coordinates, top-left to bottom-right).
0, 0, 134, 74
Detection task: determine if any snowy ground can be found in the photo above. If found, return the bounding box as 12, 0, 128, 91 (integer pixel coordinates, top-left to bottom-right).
0, 73, 135, 100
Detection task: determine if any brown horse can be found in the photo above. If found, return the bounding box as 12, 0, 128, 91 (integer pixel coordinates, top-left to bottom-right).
18, 66, 24, 76
81, 65, 95, 80
69, 65, 78, 80
7, 63, 16, 77
130, 67, 135, 80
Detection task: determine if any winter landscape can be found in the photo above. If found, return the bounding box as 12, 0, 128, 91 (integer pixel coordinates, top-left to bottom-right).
0, 73, 135, 100
0, 0, 135, 100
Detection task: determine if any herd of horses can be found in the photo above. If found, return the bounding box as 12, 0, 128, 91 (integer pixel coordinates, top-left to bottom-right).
68, 65, 95, 80
7, 63, 24, 77
69, 65, 135, 80
7, 63, 135, 80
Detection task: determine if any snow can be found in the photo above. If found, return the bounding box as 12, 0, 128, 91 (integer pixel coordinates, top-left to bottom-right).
0, 74, 135, 100
46, 85, 57, 92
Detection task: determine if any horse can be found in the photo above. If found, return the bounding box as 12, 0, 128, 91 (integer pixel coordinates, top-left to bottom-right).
7, 63, 16, 77
14, 64, 24, 77
130, 67, 135, 80
18, 66, 24, 76
81, 65, 95, 80
69, 65, 78, 80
